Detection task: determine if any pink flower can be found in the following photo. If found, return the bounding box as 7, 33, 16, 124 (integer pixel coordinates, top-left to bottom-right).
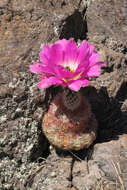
30, 39, 106, 91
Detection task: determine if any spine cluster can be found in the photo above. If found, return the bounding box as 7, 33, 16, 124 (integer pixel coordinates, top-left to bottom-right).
62, 88, 81, 111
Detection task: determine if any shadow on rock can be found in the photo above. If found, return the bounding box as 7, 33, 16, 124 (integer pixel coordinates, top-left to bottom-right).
29, 125, 50, 162
59, 9, 87, 41
83, 81, 127, 143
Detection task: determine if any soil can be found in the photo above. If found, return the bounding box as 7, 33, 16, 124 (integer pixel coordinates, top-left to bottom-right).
0, 0, 127, 190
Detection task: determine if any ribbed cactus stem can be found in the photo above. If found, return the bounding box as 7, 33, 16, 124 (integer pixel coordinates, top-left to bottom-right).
42, 88, 98, 150
62, 88, 81, 111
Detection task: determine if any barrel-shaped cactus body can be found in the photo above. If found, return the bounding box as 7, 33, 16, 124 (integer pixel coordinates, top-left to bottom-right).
42, 90, 98, 150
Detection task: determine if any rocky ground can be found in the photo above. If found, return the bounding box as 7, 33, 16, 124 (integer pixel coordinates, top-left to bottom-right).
0, 0, 127, 190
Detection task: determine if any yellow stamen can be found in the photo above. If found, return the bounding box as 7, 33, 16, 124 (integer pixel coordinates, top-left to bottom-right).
62, 72, 82, 83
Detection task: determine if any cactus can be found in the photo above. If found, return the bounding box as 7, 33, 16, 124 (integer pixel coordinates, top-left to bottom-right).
30, 39, 105, 150
42, 88, 98, 150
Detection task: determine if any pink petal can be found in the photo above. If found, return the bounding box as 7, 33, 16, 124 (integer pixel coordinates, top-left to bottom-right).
30, 62, 55, 75
40, 44, 64, 65
49, 44, 64, 64
77, 41, 88, 62
40, 45, 50, 64
30, 62, 44, 74
65, 40, 78, 62
97, 61, 107, 67
77, 40, 95, 64
57, 39, 78, 63
56, 39, 72, 51
53, 65, 73, 79
68, 79, 90, 91
88, 43, 95, 54
75, 60, 89, 75
40, 39, 77, 66
75, 54, 99, 77
75, 41, 92, 74
86, 65, 101, 77
86, 61, 106, 77
89, 53, 99, 66
38, 77, 63, 89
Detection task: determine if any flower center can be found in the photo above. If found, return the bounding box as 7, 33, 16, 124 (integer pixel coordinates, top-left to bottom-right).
65, 66, 74, 73
64, 61, 78, 73
62, 61, 81, 82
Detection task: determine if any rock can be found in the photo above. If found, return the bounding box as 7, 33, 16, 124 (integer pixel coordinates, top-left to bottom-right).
87, 0, 127, 72
0, 0, 9, 7
29, 151, 73, 190
121, 99, 127, 112
72, 134, 127, 190
86, 0, 127, 99
0, 85, 13, 98
0, 0, 84, 85
87, 0, 127, 46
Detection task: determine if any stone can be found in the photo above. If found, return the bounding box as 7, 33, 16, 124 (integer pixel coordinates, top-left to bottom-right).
72, 134, 127, 190
0, 0, 9, 7
0, 0, 83, 85
30, 151, 73, 190
87, 0, 127, 46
